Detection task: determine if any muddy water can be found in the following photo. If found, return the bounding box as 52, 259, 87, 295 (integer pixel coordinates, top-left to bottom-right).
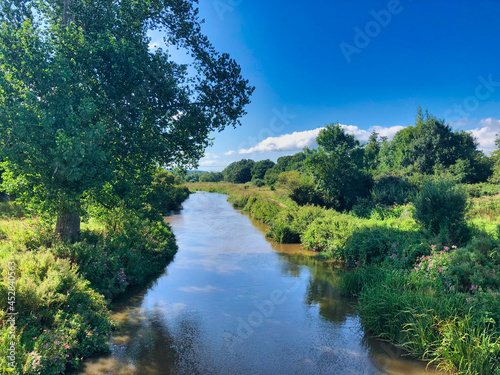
77, 192, 439, 375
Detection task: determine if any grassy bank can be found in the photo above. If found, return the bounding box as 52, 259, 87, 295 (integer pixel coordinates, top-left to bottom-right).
0, 207, 180, 374
189, 182, 500, 374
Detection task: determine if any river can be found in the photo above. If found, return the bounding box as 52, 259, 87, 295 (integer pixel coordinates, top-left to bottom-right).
77, 192, 439, 375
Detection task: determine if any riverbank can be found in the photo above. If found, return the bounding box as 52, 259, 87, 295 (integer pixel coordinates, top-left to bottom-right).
0, 204, 183, 374
188, 182, 500, 374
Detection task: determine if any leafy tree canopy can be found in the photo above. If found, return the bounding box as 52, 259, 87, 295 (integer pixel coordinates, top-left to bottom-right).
251, 159, 275, 180
305, 124, 371, 211
223, 159, 255, 183
0, 0, 254, 239
379, 108, 489, 182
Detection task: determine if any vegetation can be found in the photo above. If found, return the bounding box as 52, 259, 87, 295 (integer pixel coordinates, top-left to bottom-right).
0, 0, 253, 242
0, 0, 253, 373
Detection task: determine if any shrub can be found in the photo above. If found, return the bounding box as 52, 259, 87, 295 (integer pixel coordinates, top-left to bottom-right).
301, 214, 360, 259
461, 182, 500, 198
267, 205, 328, 243
51, 218, 177, 300
0, 252, 111, 374
275, 171, 323, 206
243, 196, 282, 224
414, 181, 469, 243
344, 226, 424, 267
371, 175, 417, 206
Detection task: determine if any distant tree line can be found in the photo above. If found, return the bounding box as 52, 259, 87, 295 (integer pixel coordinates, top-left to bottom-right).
186, 108, 500, 213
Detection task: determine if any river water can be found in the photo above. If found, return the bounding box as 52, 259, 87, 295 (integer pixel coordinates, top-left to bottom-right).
77, 192, 439, 375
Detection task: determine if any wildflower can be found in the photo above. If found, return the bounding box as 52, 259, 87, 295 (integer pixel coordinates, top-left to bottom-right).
431, 244, 436, 249
452, 245, 457, 249
444, 246, 449, 251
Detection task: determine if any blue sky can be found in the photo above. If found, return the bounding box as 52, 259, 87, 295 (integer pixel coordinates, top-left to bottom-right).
152, 0, 500, 170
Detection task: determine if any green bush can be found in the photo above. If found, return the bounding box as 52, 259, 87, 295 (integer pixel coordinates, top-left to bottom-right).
275, 171, 323, 206
267, 205, 327, 243
344, 226, 424, 267
301, 214, 360, 258
414, 181, 470, 243
51, 218, 177, 300
461, 182, 500, 198
0, 252, 111, 374
371, 175, 417, 206
243, 196, 282, 224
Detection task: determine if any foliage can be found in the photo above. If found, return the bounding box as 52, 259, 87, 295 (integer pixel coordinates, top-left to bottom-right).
264, 152, 306, 186
344, 226, 425, 267
50, 217, 177, 300
301, 213, 360, 258
198, 172, 224, 183
251, 159, 275, 180
147, 171, 190, 215
414, 180, 470, 243
305, 124, 372, 211
223, 159, 255, 183
0, 251, 111, 374
460, 182, 500, 198
371, 175, 417, 206
243, 195, 282, 224
267, 205, 327, 243
379, 108, 490, 183
0, 0, 253, 240
275, 171, 324, 206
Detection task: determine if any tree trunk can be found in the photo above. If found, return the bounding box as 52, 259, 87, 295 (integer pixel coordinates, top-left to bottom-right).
55, 210, 80, 242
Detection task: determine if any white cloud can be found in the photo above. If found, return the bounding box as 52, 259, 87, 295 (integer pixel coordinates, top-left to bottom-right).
204, 152, 220, 159
238, 125, 405, 154
239, 127, 324, 154
199, 160, 217, 166
468, 118, 500, 154
224, 150, 236, 155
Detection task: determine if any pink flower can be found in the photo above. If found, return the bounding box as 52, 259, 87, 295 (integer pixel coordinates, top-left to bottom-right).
444, 246, 449, 250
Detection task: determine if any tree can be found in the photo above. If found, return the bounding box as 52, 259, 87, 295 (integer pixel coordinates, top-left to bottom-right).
223, 159, 255, 183
251, 159, 275, 180
0, 0, 253, 240
305, 124, 371, 211
379, 108, 490, 182
198, 171, 223, 182
363, 131, 381, 171
264, 152, 306, 185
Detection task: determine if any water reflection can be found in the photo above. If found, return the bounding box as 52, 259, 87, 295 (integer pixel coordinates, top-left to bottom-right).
76, 192, 439, 375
